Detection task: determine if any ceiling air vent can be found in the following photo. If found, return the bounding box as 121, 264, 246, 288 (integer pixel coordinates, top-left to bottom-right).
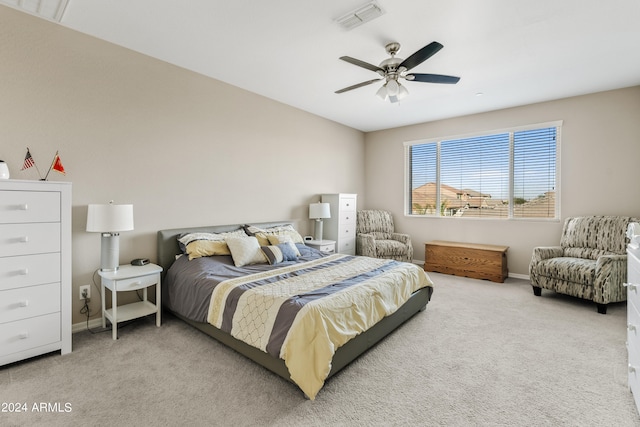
0, 0, 69, 22
335, 1, 385, 31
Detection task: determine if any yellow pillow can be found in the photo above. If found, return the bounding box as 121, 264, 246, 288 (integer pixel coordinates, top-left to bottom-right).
185, 240, 231, 260
267, 234, 301, 256
253, 232, 271, 246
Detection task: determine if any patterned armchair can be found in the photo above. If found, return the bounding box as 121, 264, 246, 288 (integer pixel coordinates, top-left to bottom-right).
529, 216, 636, 314
356, 210, 413, 262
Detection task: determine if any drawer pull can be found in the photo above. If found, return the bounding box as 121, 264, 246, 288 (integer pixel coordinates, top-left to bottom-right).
19, 236, 29, 243
19, 204, 28, 211
19, 268, 29, 275
629, 324, 637, 332
624, 283, 638, 292
19, 300, 29, 307
133, 281, 142, 286
630, 364, 637, 374
19, 332, 29, 340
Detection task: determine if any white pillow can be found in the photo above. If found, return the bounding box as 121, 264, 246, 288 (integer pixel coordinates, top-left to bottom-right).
225, 236, 267, 267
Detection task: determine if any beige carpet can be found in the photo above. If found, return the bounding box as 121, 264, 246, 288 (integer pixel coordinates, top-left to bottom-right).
1, 272, 639, 426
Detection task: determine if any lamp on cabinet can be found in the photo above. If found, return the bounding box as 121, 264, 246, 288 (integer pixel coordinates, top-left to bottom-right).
309, 202, 331, 241
86, 202, 134, 272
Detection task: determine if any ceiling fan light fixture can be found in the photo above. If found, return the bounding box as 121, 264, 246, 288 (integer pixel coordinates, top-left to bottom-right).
376, 84, 388, 100
397, 83, 409, 99
386, 79, 399, 96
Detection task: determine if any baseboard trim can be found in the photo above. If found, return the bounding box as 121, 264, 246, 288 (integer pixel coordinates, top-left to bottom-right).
72, 318, 103, 333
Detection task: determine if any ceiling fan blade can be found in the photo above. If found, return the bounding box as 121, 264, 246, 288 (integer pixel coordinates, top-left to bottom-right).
407, 73, 460, 84
339, 56, 384, 74
399, 41, 444, 71
335, 78, 383, 94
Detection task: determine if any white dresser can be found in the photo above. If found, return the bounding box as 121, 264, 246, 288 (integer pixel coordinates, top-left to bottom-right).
627, 245, 640, 413
321, 193, 357, 255
0, 179, 72, 366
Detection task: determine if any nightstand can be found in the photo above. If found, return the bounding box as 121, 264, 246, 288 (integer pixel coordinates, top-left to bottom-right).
305, 239, 336, 253
98, 263, 163, 340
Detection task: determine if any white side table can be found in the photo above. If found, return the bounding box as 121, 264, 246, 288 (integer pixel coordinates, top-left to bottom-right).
98, 263, 163, 340
305, 239, 336, 254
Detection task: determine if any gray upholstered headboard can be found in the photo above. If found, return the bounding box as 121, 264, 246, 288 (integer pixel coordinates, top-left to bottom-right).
156, 221, 298, 276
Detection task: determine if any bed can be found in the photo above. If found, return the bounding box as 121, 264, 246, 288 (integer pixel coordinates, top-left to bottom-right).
157, 221, 434, 399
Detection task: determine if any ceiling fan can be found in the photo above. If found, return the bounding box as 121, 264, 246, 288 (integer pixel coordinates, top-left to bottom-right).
335, 41, 460, 103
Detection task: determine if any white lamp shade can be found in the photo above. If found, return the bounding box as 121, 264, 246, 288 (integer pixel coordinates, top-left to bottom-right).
309, 202, 331, 219
86, 204, 134, 232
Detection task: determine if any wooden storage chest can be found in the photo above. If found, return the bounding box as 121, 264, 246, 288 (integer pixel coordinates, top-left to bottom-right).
424, 240, 508, 283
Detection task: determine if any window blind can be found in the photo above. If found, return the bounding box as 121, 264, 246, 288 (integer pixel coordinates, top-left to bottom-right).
405, 122, 560, 219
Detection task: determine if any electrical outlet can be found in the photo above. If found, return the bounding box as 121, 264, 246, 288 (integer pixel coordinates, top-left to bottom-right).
79, 285, 91, 300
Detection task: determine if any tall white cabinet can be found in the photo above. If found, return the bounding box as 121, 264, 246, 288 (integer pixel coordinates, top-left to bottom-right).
0, 179, 72, 366
321, 193, 357, 255
627, 245, 640, 413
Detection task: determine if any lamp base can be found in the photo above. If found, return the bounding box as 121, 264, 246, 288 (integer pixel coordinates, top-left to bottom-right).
314, 219, 324, 241
100, 233, 121, 272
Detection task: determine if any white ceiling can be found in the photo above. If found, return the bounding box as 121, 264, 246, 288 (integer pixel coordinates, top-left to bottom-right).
5, 0, 640, 132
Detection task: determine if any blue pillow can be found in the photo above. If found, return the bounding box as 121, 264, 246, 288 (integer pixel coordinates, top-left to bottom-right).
278, 242, 298, 261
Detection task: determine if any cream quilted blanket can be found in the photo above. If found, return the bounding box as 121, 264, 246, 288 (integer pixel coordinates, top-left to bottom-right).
207, 254, 433, 399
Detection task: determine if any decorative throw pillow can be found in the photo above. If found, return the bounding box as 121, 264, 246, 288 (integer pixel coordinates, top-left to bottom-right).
178, 229, 247, 260
225, 236, 268, 267
245, 224, 305, 244
185, 240, 231, 260
253, 232, 271, 246
261, 245, 284, 265
278, 242, 299, 261
267, 234, 301, 256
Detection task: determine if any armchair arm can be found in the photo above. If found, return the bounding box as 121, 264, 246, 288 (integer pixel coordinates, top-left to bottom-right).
356, 233, 376, 258
531, 246, 564, 263
529, 246, 564, 281
389, 232, 411, 244
594, 254, 628, 304
389, 232, 414, 261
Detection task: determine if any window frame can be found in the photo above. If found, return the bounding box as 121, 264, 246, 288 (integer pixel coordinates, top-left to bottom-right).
403, 120, 562, 220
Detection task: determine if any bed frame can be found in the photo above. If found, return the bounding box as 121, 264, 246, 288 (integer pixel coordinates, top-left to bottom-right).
157, 222, 433, 386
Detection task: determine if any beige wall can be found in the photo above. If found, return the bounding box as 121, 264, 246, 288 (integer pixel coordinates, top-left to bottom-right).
364, 86, 640, 276
0, 7, 365, 324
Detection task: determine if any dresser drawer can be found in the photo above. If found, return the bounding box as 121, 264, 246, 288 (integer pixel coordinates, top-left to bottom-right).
339, 197, 357, 212
339, 211, 357, 226
338, 238, 356, 255
0, 253, 60, 292
0, 312, 61, 357
0, 283, 60, 324
0, 223, 60, 257
110, 273, 160, 292
339, 223, 356, 239
0, 191, 60, 224
629, 332, 640, 411
629, 295, 640, 342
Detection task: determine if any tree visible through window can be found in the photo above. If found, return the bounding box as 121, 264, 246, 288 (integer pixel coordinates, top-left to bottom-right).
405, 122, 560, 219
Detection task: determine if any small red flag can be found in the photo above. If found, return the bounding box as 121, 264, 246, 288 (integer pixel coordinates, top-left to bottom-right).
52, 153, 65, 175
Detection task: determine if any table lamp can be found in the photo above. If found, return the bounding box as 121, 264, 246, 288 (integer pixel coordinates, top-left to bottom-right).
86, 202, 134, 271
309, 202, 331, 241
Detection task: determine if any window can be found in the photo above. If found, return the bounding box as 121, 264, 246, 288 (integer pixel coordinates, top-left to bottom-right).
405, 121, 560, 219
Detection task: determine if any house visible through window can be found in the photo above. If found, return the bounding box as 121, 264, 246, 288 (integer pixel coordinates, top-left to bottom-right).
405, 121, 560, 219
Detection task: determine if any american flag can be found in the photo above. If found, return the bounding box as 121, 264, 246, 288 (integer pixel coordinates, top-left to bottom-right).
21, 148, 35, 170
